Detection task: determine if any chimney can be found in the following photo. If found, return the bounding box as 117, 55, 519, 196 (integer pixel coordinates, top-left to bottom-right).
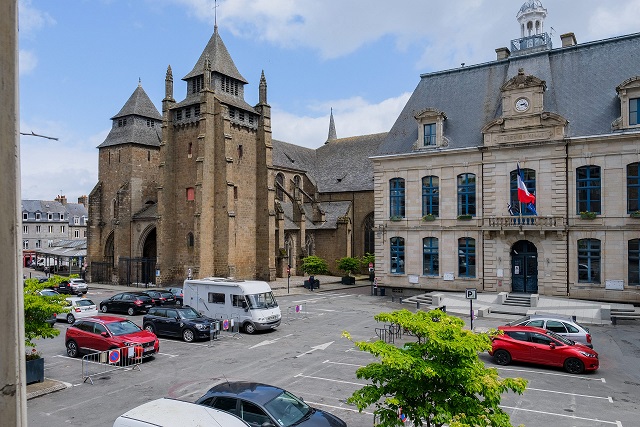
77, 195, 88, 207
496, 47, 511, 60
55, 195, 67, 205
560, 32, 577, 47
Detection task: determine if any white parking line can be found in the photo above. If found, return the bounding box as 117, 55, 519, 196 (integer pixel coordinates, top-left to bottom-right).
323, 360, 365, 367
497, 366, 606, 382
500, 405, 622, 425
294, 372, 363, 386
526, 387, 613, 402
306, 400, 372, 415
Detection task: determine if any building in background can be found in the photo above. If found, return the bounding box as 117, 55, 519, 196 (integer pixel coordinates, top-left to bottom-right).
372, 0, 640, 303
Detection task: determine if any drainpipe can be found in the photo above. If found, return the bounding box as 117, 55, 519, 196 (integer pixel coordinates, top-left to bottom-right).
565, 139, 570, 296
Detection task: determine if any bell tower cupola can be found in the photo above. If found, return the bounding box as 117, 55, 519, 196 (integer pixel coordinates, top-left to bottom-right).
517, 0, 547, 37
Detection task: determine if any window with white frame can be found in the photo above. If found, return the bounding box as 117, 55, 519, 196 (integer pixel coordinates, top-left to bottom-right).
74, 229, 80, 238
60, 225, 65, 233
23, 212, 28, 220
36, 213, 41, 220
47, 213, 53, 220
414, 108, 447, 150
35, 240, 41, 248
23, 225, 28, 234
74, 217, 80, 225
48, 225, 53, 233
23, 240, 28, 249
615, 76, 640, 129
36, 225, 41, 233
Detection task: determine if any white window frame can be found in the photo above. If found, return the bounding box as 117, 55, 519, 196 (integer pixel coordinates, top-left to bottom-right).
23, 225, 28, 234
414, 108, 447, 150
35, 213, 41, 220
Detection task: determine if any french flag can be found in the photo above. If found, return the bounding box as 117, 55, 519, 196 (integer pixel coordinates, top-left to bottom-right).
516, 164, 536, 204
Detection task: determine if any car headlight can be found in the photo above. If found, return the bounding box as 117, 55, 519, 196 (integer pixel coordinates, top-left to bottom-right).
195, 323, 207, 330
579, 351, 597, 358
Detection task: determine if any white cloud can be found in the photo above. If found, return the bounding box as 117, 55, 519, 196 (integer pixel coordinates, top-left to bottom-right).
19, 50, 38, 75
587, 0, 640, 40
272, 92, 411, 148
18, 0, 56, 35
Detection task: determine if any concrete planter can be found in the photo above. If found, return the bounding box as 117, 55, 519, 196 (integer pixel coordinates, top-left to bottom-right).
26, 357, 44, 384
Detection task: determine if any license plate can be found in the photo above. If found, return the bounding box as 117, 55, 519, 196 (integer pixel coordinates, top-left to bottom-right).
145, 305, 152, 308
267, 315, 277, 321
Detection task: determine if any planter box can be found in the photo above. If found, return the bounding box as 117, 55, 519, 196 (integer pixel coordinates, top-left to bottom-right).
630, 212, 640, 218
457, 215, 473, 220
341, 276, 356, 285
26, 357, 44, 384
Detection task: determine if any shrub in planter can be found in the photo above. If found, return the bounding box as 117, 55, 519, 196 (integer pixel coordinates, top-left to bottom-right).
630, 211, 640, 218
457, 214, 473, 220
300, 255, 329, 276
422, 214, 437, 221
337, 257, 361, 285
579, 211, 597, 220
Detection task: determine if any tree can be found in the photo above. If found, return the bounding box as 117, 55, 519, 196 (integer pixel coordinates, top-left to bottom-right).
23, 276, 69, 349
343, 309, 527, 427
299, 255, 329, 276
336, 257, 361, 277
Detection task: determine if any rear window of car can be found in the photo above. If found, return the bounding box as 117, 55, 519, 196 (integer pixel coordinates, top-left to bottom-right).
160, 292, 174, 298
137, 295, 152, 302
76, 299, 95, 307
148, 308, 165, 317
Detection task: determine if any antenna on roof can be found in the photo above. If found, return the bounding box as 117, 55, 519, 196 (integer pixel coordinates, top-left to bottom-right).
550, 26, 556, 37
213, 0, 218, 27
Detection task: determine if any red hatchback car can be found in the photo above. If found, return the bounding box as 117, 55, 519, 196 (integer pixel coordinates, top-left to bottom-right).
490, 325, 599, 374
65, 315, 159, 358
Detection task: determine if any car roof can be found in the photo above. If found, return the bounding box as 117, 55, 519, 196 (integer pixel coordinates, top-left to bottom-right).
117, 291, 151, 296
499, 325, 550, 334
527, 313, 576, 322
66, 296, 92, 302
205, 381, 285, 405
80, 315, 129, 323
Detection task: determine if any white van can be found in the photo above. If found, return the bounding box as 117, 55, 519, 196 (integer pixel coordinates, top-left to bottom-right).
183, 277, 281, 334
113, 398, 250, 427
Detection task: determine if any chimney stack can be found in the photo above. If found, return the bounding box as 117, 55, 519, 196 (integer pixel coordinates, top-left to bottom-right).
77, 195, 88, 207
560, 32, 577, 47
496, 47, 511, 60
55, 195, 67, 205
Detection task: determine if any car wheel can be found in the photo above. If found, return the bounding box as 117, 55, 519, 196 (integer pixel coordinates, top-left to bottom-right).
127, 307, 135, 316
243, 322, 256, 334
66, 314, 75, 324
182, 329, 195, 342
144, 323, 155, 334
564, 357, 585, 374
66, 340, 79, 358
493, 349, 511, 366
175, 299, 182, 307
101, 305, 108, 313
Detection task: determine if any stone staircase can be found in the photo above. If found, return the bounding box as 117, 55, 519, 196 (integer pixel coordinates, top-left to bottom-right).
610, 306, 640, 325
503, 293, 532, 307
403, 294, 433, 307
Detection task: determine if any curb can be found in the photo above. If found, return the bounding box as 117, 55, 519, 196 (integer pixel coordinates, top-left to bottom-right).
26, 378, 70, 400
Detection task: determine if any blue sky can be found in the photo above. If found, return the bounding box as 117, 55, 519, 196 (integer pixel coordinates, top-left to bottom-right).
18, 0, 640, 203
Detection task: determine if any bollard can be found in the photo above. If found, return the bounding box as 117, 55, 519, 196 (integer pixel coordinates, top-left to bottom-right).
391, 296, 394, 302
416, 301, 420, 309
399, 297, 403, 304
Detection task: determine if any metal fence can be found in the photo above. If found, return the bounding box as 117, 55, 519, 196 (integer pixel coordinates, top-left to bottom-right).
118, 257, 156, 287
81, 345, 143, 384
211, 313, 241, 338
90, 261, 113, 284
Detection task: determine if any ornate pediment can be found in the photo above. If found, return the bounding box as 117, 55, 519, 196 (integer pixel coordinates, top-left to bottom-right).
501, 68, 547, 91
482, 111, 567, 146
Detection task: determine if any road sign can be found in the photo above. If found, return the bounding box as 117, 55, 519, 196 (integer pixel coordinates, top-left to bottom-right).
368, 262, 373, 268
108, 349, 120, 364
465, 288, 477, 300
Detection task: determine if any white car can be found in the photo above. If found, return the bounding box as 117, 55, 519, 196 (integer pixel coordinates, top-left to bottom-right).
68, 278, 89, 294
57, 297, 98, 324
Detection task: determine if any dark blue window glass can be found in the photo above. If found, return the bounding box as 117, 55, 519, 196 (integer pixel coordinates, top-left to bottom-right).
457, 174, 476, 216
630, 239, 640, 286
422, 176, 439, 217
423, 237, 439, 276
631, 98, 638, 126
576, 165, 601, 214
389, 178, 405, 218
628, 163, 640, 213
578, 239, 601, 283
390, 237, 405, 274
424, 124, 436, 146
458, 238, 476, 278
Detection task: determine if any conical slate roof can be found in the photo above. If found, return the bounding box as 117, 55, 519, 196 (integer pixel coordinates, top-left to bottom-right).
182, 25, 248, 83
110, 83, 162, 120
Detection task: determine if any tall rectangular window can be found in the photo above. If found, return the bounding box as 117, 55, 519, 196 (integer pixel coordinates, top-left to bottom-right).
458, 238, 476, 278
35, 240, 41, 248
390, 237, 405, 274
60, 225, 65, 233
576, 165, 601, 214
578, 239, 601, 283
186, 187, 195, 201
36, 225, 41, 233
74, 230, 80, 238
48, 225, 53, 233
631, 98, 638, 125
23, 225, 28, 234
422, 176, 439, 217
423, 123, 436, 146
23, 240, 28, 249
457, 173, 476, 216
510, 168, 536, 216
628, 163, 640, 213
629, 239, 640, 286
23, 212, 28, 220
389, 178, 405, 218
423, 237, 439, 276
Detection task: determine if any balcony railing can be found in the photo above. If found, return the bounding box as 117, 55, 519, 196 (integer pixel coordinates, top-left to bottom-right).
484, 216, 565, 230
510, 33, 552, 55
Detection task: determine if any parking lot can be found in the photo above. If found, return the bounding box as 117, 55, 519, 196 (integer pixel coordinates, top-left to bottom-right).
27, 286, 640, 426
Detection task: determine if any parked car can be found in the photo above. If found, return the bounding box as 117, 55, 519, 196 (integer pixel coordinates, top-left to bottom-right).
490, 325, 599, 374
68, 278, 89, 295
113, 398, 250, 427
506, 314, 593, 347
65, 315, 159, 358
196, 381, 347, 427
143, 306, 219, 342
38, 288, 59, 297
56, 296, 98, 324
100, 292, 154, 316
144, 290, 176, 306
163, 287, 184, 306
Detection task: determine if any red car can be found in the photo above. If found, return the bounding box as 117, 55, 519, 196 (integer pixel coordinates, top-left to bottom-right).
489, 325, 599, 374
65, 315, 159, 358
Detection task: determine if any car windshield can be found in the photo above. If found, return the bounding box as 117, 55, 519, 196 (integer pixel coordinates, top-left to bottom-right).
245, 292, 277, 309
546, 330, 574, 345
75, 299, 95, 307
159, 292, 173, 298
178, 307, 203, 319
106, 320, 142, 336
263, 391, 311, 427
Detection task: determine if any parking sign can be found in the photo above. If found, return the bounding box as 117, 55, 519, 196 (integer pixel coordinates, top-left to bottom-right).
465, 288, 477, 300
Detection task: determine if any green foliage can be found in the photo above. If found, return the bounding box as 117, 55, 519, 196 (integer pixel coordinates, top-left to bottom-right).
336, 257, 361, 277
23, 276, 70, 348
299, 256, 329, 275
361, 253, 375, 268
343, 309, 527, 427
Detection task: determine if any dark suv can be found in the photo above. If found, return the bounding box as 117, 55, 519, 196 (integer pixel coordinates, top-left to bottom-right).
100, 291, 154, 316
143, 306, 219, 342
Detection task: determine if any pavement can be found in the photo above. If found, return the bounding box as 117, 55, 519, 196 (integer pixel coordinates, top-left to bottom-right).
26, 273, 639, 400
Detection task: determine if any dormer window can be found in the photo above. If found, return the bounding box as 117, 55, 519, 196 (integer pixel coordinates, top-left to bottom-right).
615, 76, 640, 129
414, 108, 447, 150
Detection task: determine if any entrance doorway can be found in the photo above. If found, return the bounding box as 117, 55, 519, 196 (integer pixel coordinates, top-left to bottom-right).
511, 240, 538, 293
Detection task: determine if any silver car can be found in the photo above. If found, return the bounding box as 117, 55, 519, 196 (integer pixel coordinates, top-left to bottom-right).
68, 278, 88, 294
506, 314, 593, 348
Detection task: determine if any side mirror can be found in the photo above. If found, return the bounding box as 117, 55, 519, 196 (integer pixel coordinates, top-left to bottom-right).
549, 342, 556, 349
101, 332, 109, 338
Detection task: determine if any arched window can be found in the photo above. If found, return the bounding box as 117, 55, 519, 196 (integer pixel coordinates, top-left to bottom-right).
578, 239, 601, 283
629, 239, 640, 286
458, 237, 476, 278
627, 163, 639, 213
293, 175, 301, 200
389, 178, 405, 218
187, 232, 194, 248
363, 213, 375, 256
510, 168, 536, 216
305, 234, 315, 257
576, 165, 601, 214
422, 176, 439, 217
390, 237, 405, 274
457, 173, 476, 216
423, 237, 439, 276
188, 142, 193, 157
276, 173, 285, 201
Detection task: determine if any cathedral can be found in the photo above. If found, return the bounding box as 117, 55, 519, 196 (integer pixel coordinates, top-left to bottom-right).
87, 26, 378, 286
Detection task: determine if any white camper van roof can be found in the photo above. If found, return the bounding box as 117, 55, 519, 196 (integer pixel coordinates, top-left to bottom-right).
185, 278, 273, 294
113, 398, 250, 426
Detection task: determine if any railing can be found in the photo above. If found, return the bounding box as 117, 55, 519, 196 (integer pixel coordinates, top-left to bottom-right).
81, 344, 143, 384
510, 33, 552, 54
484, 215, 565, 230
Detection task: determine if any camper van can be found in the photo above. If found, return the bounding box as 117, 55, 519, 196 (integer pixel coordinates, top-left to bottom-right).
183, 277, 281, 334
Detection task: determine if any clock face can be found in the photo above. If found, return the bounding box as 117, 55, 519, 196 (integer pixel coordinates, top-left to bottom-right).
515, 97, 530, 112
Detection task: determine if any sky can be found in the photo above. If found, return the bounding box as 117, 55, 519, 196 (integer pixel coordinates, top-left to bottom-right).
18, 0, 640, 203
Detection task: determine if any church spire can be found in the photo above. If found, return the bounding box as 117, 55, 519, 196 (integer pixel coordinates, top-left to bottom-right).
259, 70, 268, 105
164, 65, 174, 101
325, 108, 337, 144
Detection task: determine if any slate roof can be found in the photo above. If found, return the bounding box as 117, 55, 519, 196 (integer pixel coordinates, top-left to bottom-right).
183, 25, 248, 83
133, 202, 158, 220
378, 32, 640, 156
64, 203, 88, 225
21, 200, 67, 216
279, 200, 351, 231
111, 84, 162, 121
